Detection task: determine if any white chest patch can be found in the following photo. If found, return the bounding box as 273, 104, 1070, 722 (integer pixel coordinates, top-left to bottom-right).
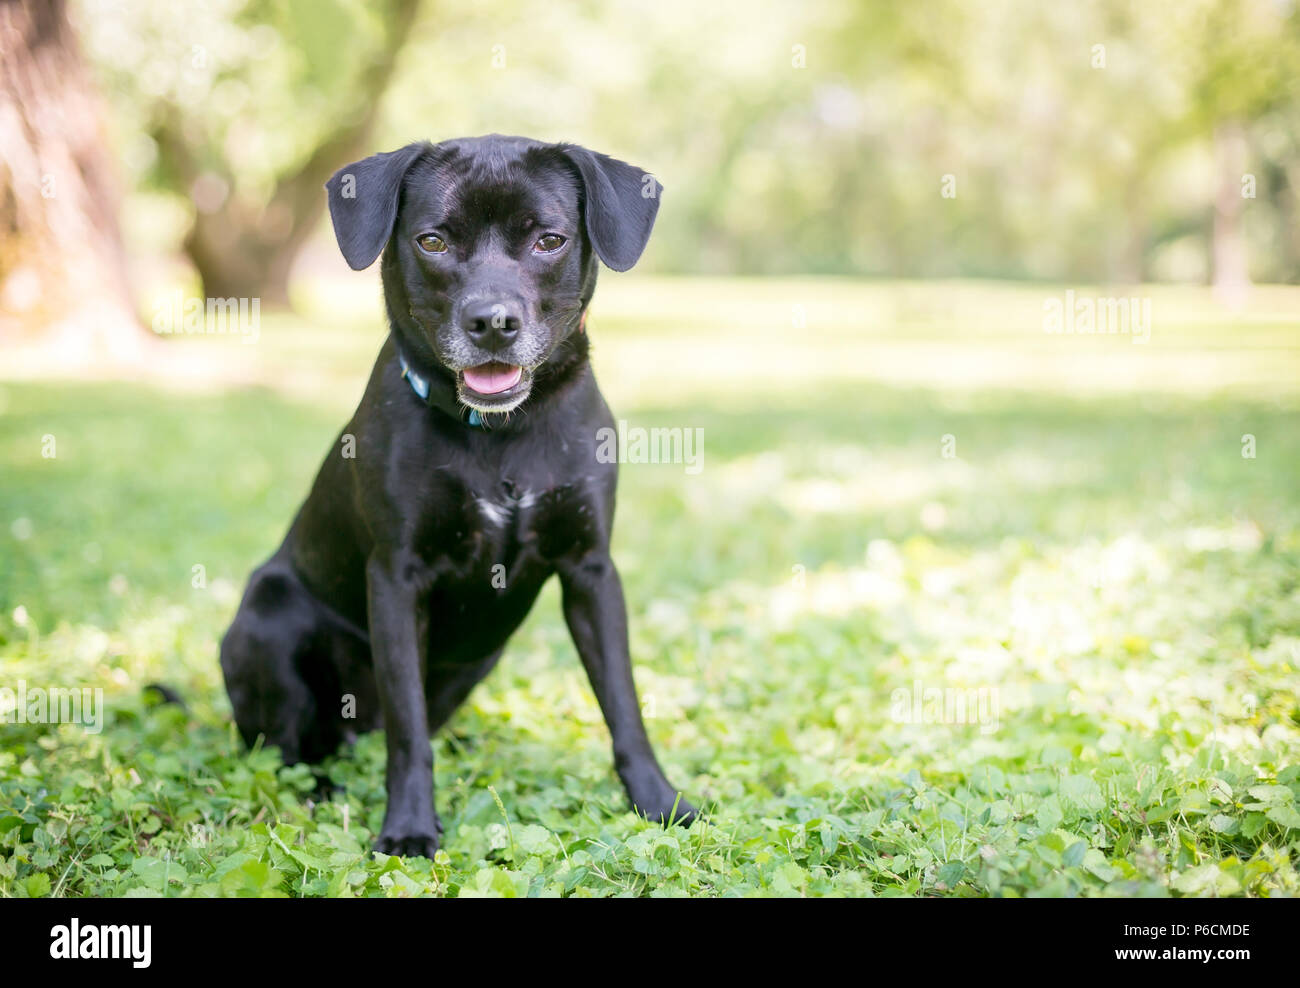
474, 488, 542, 528
475, 497, 511, 528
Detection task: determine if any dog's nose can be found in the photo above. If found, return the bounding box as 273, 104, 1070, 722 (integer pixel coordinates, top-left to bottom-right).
461, 300, 522, 350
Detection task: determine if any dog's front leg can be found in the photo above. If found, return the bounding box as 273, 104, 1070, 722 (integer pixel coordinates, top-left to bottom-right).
559, 551, 698, 826
366, 552, 441, 857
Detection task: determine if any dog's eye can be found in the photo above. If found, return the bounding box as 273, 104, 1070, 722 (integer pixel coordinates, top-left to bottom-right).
417, 234, 448, 254
533, 234, 566, 253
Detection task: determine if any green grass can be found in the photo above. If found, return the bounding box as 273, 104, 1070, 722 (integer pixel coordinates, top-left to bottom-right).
1, 277, 1298, 897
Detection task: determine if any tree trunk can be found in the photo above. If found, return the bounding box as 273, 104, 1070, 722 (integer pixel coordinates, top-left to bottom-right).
1114, 171, 1147, 287
158, 0, 421, 305
1211, 119, 1251, 306
1281, 159, 1300, 284
0, 0, 145, 357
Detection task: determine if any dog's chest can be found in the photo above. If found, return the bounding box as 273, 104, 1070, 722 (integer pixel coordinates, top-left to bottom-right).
414, 473, 602, 582
414, 476, 600, 661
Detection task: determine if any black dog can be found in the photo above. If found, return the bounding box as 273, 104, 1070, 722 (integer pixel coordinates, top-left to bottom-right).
220, 135, 696, 857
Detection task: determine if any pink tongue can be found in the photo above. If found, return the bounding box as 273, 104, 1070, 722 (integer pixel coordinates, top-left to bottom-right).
462, 362, 522, 395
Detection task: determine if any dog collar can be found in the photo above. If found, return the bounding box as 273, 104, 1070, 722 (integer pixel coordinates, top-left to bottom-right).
397, 350, 488, 428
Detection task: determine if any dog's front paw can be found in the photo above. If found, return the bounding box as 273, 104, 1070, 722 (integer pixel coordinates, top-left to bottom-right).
374, 815, 442, 859
632, 792, 699, 828
374, 831, 440, 859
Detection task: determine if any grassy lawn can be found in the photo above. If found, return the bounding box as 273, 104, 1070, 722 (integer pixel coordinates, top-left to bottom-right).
1, 276, 1298, 897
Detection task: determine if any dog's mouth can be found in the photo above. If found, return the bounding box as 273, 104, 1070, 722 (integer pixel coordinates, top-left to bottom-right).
458, 361, 531, 410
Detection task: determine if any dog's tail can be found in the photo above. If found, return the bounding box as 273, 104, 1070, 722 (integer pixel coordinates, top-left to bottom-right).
143, 682, 187, 710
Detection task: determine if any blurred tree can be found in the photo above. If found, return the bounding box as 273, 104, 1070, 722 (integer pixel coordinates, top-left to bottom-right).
81, 0, 420, 304
0, 0, 143, 352
168, 0, 418, 303
1173, 0, 1300, 300
167, 0, 418, 303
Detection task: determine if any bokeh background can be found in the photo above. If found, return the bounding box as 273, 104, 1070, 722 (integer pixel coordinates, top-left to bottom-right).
1, 0, 1298, 897
6, 1, 1300, 318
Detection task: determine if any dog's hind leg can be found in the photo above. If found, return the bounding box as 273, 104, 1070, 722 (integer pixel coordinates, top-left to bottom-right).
220, 564, 358, 765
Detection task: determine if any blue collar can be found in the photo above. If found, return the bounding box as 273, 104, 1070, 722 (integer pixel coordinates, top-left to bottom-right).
398, 352, 487, 428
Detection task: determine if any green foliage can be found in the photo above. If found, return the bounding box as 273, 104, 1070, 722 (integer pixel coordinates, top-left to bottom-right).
1, 278, 1298, 896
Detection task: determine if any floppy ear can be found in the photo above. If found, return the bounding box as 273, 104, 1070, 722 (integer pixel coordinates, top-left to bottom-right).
559, 146, 662, 272
324, 142, 430, 271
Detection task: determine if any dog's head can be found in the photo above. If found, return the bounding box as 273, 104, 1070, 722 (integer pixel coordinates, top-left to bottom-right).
325, 135, 662, 413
